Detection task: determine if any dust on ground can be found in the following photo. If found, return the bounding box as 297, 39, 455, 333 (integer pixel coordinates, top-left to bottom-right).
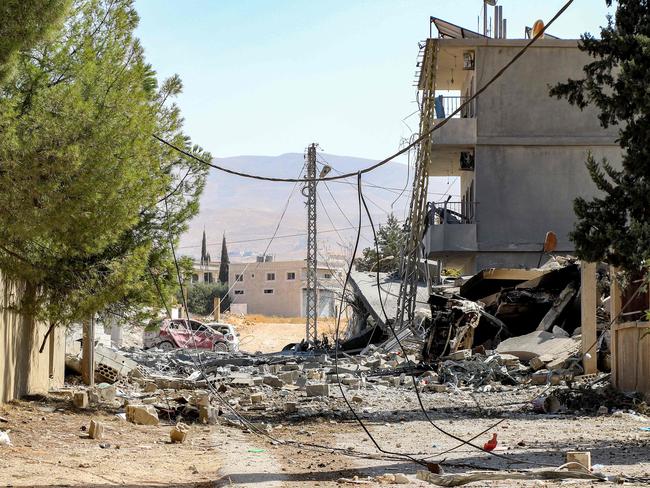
223, 313, 343, 353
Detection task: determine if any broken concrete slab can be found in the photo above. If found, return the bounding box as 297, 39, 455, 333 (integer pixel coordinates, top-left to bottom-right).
126, 405, 159, 426
306, 383, 331, 397
496, 330, 580, 362
199, 406, 218, 425
262, 375, 284, 388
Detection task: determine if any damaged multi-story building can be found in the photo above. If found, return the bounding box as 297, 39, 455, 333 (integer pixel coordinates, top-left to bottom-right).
420, 16, 622, 276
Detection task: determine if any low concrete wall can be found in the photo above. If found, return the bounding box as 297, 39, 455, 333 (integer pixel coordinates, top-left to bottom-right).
0, 275, 64, 403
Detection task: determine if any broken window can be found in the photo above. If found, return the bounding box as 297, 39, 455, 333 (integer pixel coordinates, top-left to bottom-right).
263, 289, 274, 294
266, 272, 275, 281
235, 274, 244, 282
324, 272, 332, 279
203, 272, 213, 283
234, 290, 244, 295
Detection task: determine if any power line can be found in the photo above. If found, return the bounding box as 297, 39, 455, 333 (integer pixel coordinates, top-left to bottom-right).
177, 220, 394, 250
153, 0, 574, 186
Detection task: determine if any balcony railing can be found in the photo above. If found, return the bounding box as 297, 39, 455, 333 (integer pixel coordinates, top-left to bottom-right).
428, 200, 476, 225
434, 95, 475, 119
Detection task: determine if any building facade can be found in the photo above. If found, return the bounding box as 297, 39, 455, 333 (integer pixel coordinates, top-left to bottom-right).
420, 19, 621, 276
228, 258, 341, 317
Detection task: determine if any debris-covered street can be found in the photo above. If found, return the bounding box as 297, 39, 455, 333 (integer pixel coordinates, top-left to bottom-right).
3, 0, 650, 487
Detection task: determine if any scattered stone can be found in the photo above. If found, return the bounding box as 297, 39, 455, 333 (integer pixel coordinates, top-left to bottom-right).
351, 395, 363, 404
126, 405, 159, 426
96, 383, 116, 402
88, 420, 105, 440
566, 451, 591, 471
445, 349, 471, 361
306, 383, 331, 397
250, 393, 264, 404
284, 402, 298, 413
143, 382, 158, 393
199, 406, 219, 425
597, 405, 608, 415
170, 422, 189, 443
73, 391, 88, 409
263, 375, 284, 388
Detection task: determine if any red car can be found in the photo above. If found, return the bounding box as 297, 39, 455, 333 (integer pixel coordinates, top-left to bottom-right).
144, 318, 230, 352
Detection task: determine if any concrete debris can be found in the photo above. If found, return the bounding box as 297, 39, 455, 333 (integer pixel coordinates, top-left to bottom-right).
88, 419, 105, 440
126, 405, 159, 426
170, 422, 189, 443
0, 430, 12, 446
73, 391, 88, 409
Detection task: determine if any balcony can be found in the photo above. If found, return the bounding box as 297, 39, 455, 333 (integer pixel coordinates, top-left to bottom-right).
428, 96, 476, 176
424, 201, 478, 255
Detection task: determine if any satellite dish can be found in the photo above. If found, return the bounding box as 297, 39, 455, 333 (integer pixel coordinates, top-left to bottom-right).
543, 231, 558, 253
532, 19, 545, 38
484, 0, 497, 5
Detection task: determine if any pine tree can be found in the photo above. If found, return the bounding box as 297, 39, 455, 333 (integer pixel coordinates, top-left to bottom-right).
0, 0, 209, 324
218, 233, 229, 284
356, 214, 404, 273
0, 1, 70, 82
550, 0, 650, 272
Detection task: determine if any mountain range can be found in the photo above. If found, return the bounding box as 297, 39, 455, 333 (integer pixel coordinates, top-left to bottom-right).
178, 153, 458, 262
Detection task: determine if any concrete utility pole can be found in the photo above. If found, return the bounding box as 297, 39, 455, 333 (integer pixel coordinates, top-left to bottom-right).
304, 143, 319, 343
81, 317, 95, 386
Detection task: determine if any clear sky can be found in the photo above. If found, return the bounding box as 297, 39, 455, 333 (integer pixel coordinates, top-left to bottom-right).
134, 0, 615, 162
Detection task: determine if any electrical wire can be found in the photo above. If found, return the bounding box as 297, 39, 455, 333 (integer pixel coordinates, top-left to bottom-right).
153, 0, 574, 185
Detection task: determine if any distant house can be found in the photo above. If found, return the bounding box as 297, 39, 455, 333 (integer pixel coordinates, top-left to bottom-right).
228, 257, 342, 317
420, 18, 621, 276
191, 261, 220, 284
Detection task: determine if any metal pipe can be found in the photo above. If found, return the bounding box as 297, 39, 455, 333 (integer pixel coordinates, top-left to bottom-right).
483, 2, 487, 36
494, 5, 499, 38
503, 18, 507, 39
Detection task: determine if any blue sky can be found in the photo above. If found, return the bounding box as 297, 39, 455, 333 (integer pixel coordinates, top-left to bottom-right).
135, 0, 615, 162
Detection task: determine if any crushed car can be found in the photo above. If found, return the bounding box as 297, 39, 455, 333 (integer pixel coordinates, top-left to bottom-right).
143, 318, 234, 353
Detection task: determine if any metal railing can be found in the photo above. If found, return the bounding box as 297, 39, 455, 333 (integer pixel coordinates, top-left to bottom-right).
433, 95, 475, 119
428, 200, 476, 225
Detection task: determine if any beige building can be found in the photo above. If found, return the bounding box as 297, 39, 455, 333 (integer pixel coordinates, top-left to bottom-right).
190, 261, 220, 284
421, 18, 621, 276
228, 258, 341, 317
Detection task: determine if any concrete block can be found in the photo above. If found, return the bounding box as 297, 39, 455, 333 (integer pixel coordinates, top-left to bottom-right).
284, 402, 298, 413
143, 382, 157, 393
281, 363, 300, 371
306, 383, 331, 397
566, 451, 591, 471
529, 356, 546, 371
170, 422, 189, 443
73, 391, 88, 409
278, 371, 297, 384
262, 375, 284, 388
126, 405, 159, 426
531, 370, 549, 385
250, 393, 264, 404
446, 349, 471, 361
199, 406, 219, 425
88, 420, 104, 440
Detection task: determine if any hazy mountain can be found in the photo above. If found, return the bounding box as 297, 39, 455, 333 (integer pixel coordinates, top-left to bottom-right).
179, 153, 457, 262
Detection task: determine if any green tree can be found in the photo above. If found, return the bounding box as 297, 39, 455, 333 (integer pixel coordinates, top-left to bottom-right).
0, 0, 71, 82
356, 213, 404, 273
184, 282, 229, 317
550, 0, 650, 272
218, 233, 229, 284
0, 0, 209, 325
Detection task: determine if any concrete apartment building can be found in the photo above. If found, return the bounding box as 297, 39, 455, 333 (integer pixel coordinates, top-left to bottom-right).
228, 258, 341, 317
421, 18, 621, 275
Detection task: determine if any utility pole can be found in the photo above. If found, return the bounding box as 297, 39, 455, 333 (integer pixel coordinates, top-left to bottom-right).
81, 316, 95, 386
304, 143, 318, 344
